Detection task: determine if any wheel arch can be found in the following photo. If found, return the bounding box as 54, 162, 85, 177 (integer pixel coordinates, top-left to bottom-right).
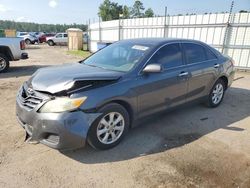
218, 75, 229, 90
98, 100, 134, 128
0, 46, 14, 61
47, 40, 55, 45
25, 38, 31, 42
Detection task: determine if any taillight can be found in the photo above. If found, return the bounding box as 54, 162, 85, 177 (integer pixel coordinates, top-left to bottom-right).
20, 40, 25, 50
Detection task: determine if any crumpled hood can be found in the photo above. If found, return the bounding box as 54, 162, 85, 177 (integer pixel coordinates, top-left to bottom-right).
28, 63, 124, 94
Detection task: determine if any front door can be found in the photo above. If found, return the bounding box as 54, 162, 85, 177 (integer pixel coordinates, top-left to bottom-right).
136, 43, 189, 118
54, 33, 63, 43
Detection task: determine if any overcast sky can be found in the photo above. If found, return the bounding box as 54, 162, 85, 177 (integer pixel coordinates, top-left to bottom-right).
0, 0, 249, 24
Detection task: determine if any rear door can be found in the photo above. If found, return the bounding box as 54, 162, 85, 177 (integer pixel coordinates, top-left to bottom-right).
63, 33, 68, 43
182, 42, 220, 102
137, 43, 189, 117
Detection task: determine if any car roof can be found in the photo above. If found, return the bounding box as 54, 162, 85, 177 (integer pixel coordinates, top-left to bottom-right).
121, 38, 206, 46
119, 38, 222, 57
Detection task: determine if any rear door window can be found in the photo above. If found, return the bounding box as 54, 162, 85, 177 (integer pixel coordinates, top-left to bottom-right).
183, 43, 207, 64
148, 43, 183, 69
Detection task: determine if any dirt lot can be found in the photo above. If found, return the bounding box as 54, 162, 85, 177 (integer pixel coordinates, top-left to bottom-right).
0, 45, 250, 188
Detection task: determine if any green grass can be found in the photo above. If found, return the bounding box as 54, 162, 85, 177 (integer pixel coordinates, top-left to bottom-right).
67, 50, 91, 59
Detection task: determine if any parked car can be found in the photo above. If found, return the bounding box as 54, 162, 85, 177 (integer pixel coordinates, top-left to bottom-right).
38, 35, 46, 43
29, 32, 44, 38
16, 32, 38, 45
16, 38, 235, 150
39, 33, 55, 43
0, 37, 28, 72
47, 33, 68, 46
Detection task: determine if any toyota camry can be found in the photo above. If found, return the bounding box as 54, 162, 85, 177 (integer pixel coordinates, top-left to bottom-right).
16, 38, 235, 150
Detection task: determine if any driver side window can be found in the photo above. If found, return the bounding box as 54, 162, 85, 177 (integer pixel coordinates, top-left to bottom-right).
148, 43, 183, 69
56, 34, 62, 38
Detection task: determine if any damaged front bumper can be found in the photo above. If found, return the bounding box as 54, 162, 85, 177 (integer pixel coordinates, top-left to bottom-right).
16, 88, 101, 150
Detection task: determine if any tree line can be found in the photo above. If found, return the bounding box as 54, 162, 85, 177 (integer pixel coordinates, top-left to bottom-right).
1, 0, 249, 33
0, 20, 87, 33
98, 0, 154, 21
98, 0, 250, 21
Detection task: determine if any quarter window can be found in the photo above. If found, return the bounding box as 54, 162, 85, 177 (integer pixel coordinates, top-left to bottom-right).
148, 43, 183, 69
56, 34, 63, 38
205, 47, 217, 60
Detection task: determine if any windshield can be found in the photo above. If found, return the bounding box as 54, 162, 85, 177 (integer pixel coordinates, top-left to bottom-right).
19, 32, 28, 36
83, 41, 152, 72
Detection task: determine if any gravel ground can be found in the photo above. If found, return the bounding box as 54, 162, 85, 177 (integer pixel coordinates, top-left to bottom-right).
0, 45, 250, 188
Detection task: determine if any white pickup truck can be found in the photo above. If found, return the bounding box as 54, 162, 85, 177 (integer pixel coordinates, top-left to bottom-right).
0, 38, 28, 73
46, 33, 68, 46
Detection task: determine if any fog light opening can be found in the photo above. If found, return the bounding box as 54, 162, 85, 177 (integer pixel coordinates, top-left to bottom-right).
44, 133, 60, 144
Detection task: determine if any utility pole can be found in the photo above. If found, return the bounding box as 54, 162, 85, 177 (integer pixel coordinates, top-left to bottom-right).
88, 19, 91, 51
164, 6, 168, 38
99, 16, 102, 42
119, 14, 123, 41
222, 0, 234, 54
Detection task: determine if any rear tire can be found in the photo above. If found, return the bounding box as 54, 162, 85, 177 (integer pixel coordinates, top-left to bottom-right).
0, 53, 9, 73
206, 79, 226, 108
87, 103, 130, 150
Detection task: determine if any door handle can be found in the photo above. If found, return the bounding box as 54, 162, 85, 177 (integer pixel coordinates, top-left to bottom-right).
214, 64, 220, 68
178, 72, 189, 77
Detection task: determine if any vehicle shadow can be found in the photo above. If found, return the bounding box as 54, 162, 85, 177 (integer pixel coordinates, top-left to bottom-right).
61, 86, 250, 164
0, 65, 48, 79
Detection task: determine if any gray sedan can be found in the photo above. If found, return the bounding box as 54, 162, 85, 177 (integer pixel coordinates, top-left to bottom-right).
16, 38, 235, 150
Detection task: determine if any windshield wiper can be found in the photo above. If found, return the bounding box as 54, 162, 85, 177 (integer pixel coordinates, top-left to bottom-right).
84, 63, 98, 68
83, 63, 126, 73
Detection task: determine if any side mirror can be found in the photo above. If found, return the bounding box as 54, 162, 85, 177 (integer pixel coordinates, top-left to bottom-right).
143, 64, 162, 73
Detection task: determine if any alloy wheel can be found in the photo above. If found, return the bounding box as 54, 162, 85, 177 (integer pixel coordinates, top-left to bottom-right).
25, 39, 31, 45
0, 57, 6, 71
97, 112, 125, 145
212, 83, 224, 105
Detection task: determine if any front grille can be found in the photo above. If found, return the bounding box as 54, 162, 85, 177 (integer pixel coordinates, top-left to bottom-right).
18, 87, 43, 110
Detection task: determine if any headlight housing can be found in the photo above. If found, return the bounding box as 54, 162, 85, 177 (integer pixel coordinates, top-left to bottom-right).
39, 97, 87, 113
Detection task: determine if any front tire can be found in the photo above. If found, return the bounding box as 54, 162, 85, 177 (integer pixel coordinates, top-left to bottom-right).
87, 103, 130, 150
48, 40, 55, 46
25, 39, 31, 45
0, 53, 10, 73
207, 79, 226, 108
